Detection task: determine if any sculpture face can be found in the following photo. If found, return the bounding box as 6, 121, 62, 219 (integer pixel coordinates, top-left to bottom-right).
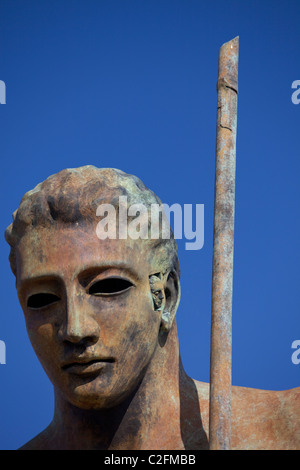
16, 223, 163, 410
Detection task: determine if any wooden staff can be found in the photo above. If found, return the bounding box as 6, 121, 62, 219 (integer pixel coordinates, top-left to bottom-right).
209, 36, 239, 450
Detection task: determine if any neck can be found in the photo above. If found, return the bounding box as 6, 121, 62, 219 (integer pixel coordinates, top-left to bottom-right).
49, 323, 207, 450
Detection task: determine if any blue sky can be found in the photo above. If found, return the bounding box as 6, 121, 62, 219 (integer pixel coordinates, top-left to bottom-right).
0, 0, 299, 449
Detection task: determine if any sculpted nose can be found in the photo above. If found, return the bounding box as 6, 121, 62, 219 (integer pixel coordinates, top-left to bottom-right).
58, 297, 100, 345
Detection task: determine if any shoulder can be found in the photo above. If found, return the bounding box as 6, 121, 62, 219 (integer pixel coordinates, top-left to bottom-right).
18, 425, 54, 450
192, 380, 300, 450
230, 385, 300, 449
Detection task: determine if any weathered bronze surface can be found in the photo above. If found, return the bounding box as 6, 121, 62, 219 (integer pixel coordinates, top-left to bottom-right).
210, 36, 239, 450
5, 166, 300, 450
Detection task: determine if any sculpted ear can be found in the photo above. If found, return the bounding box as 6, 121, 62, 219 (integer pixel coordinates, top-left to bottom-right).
160, 271, 181, 334
149, 271, 181, 334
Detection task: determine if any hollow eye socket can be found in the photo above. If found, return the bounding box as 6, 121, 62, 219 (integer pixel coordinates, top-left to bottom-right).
27, 293, 60, 309
89, 278, 134, 296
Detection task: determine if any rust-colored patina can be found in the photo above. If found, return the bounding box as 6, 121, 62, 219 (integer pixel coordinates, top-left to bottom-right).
5, 166, 208, 450
4, 166, 300, 450
209, 36, 239, 450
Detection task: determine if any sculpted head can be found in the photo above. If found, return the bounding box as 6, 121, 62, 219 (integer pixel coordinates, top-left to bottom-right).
5, 166, 181, 410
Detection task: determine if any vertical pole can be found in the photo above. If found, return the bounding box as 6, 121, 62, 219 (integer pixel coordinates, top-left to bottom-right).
209, 36, 239, 450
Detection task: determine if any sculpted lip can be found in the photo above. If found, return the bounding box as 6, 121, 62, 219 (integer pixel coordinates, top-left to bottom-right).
62, 358, 115, 375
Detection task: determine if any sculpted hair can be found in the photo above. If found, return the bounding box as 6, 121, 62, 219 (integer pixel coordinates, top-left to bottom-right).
5, 165, 180, 278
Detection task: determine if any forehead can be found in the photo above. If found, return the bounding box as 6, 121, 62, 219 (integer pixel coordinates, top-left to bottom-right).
15, 224, 153, 287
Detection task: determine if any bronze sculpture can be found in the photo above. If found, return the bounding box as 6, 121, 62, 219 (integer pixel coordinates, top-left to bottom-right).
5, 165, 300, 450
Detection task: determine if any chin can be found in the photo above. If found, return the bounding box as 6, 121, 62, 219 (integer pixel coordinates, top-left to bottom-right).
61, 381, 135, 411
